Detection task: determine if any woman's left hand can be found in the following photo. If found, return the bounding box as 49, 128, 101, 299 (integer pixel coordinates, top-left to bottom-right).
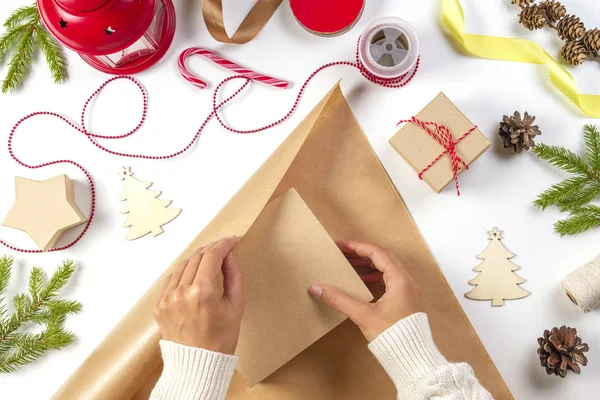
153, 236, 243, 355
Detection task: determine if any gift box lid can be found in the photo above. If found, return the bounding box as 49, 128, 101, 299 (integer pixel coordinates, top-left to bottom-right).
389, 92, 490, 193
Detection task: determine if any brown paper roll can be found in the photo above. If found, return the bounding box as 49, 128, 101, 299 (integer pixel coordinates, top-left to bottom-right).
53, 83, 513, 400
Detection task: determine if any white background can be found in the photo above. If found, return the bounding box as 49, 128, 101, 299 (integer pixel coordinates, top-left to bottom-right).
1, 0, 599, 399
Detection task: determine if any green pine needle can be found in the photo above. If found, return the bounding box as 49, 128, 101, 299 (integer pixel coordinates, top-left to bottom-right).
41, 260, 76, 299
533, 176, 588, 210
584, 124, 600, 173
28, 267, 44, 302
36, 26, 67, 84
555, 205, 600, 236
2, 26, 35, 93
531, 143, 591, 176
0, 258, 81, 374
1, 4, 67, 93
533, 125, 600, 236
0, 257, 12, 293
4, 5, 38, 29
0, 25, 26, 63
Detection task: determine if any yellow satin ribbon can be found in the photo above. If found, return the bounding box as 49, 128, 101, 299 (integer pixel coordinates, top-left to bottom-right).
442, 0, 600, 118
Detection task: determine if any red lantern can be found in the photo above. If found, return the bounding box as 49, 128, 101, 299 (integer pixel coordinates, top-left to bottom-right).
37, 0, 176, 75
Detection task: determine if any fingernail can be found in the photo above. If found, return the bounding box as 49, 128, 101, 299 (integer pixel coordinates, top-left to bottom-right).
309, 284, 323, 298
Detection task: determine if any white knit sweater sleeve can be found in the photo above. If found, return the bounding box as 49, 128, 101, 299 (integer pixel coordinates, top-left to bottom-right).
149, 340, 238, 400
150, 313, 492, 400
368, 312, 494, 400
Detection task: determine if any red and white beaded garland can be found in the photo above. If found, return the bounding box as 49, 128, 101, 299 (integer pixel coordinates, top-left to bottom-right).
3, 39, 419, 253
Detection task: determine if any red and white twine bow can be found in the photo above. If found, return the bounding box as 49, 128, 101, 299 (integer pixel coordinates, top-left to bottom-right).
397, 117, 477, 196
4, 41, 419, 253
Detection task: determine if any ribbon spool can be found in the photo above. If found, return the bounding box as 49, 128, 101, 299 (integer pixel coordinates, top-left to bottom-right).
562, 255, 600, 312
358, 17, 419, 80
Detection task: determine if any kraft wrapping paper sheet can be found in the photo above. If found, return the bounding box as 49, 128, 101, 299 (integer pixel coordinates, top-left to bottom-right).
53, 83, 514, 400
233, 188, 374, 386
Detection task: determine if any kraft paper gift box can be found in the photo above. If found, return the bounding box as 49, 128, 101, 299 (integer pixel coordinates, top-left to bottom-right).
53, 83, 513, 400
389, 92, 490, 194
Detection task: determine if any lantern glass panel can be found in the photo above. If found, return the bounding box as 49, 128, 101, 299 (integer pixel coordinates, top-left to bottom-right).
95, 1, 166, 68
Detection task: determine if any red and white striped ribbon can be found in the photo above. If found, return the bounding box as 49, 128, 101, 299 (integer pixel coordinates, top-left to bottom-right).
178, 47, 289, 90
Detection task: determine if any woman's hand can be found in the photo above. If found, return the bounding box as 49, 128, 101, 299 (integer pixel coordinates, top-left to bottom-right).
153, 236, 243, 355
309, 240, 420, 342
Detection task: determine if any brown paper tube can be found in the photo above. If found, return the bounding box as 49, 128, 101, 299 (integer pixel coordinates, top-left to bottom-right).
53, 83, 513, 400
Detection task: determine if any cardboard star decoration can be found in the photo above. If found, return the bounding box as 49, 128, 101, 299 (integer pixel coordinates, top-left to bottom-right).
2, 175, 87, 251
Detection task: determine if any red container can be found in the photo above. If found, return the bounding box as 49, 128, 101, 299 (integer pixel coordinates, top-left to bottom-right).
37, 0, 176, 74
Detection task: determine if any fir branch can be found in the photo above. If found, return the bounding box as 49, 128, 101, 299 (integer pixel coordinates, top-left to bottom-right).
2, 26, 35, 93
555, 205, 600, 236
0, 257, 12, 339
532, 143, 592, 177
534, 125, 600, 236
4, 4, 38, 29
558, 181, 600, 212
0, 25, 26, 63
584, 124, 600, 173
0, 4, 67, 93
0, 256, 12, 293
45, 299, 82, 317
41, 260, 76, 299
28, 267, 44, 302
533, 176, 588, 210
0, 259, 81, 373
36, 26, 67, 84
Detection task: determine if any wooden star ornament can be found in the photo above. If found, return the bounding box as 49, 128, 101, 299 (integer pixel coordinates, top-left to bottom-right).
2, 175, 87, 251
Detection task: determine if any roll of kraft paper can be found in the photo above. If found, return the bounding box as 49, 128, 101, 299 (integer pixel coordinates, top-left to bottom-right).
290, 0, 364, 36
562, 255, 600, 312
358, 17, 420, 80
51, 84, 513, 400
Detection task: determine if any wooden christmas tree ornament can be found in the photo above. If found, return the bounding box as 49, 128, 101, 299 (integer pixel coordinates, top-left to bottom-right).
2, 175, 87, 251
119, 167, 180, 241
465, 227, 530, 306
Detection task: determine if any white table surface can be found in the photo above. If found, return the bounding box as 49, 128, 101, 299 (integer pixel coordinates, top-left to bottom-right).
1, 1, 599, 399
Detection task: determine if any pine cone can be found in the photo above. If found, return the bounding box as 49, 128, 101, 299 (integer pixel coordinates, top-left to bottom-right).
583, 28, 600, 55
499, 111, 542, 153
537, 326, 589, 378
540, 0, 566, 24
561, 40, 589, 65
557, 14, 586, 40
519, 5, 548, 30
512, 0, 536, 6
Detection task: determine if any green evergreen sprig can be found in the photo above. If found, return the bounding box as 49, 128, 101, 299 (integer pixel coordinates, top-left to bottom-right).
0, 256, 81, 373
0, 4, 67, 93
533, 125, 600, 236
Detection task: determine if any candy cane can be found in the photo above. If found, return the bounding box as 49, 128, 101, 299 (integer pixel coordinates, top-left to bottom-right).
178, 47, 289, 90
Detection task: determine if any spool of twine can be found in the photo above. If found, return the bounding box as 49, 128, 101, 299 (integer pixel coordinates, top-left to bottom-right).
561, 255, 600, 312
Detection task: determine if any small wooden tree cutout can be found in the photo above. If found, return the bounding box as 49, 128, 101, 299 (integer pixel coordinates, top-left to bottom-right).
119, 167, 181, 240
465, 227, 530, 307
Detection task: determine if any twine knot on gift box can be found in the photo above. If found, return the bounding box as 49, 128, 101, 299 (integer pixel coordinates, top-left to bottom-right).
397, 117, 478, 196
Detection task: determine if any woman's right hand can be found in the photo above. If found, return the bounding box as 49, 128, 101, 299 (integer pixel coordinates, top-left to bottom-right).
309, 240, 420, 342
